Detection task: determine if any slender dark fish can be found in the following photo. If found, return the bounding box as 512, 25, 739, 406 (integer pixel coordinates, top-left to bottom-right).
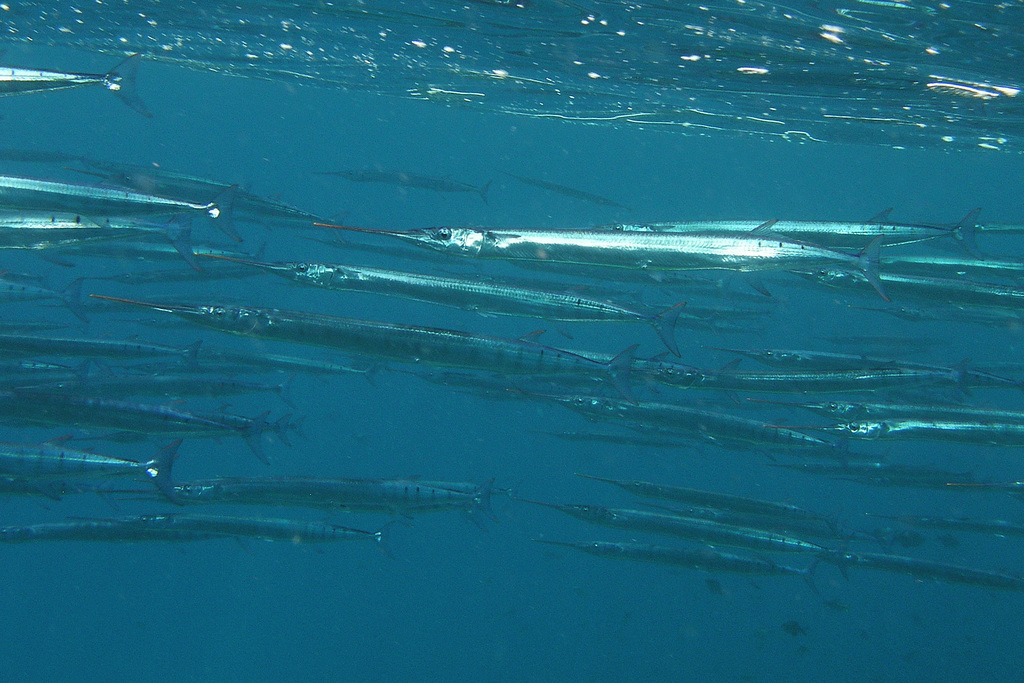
0, 514, 383, 545
90, 295, 638, 400
576, 473, 827, 522
316, 170, 492, 202
828, 551, 1024, 590
502, 171, 631, 210
536, 539, 815, 582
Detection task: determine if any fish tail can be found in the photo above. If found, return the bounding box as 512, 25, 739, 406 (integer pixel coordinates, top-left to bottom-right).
242, 411, 272, 465
60, 277, 89, 323
183, 340, 203, 368
275, 374, 297, 408
479, 179, 493, 204
271, 413, 295, 447
856, 236, 888, 301
650, 302, 686, 357
953, 207, 984, 260
474, 479, 498, 523
145, 439, 182, 505
606, 344, 639, 404
105, 54, 153, 118
164, 216, 202, 272
210, 185, 241, 242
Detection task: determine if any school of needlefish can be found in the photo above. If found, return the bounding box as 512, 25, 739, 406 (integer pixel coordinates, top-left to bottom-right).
3, 51, 1024, 598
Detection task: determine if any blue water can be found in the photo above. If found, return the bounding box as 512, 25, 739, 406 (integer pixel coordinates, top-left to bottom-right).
1, 29, 1024, 682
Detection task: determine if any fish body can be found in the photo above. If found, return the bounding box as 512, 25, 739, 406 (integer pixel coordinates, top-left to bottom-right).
764, 398, 1024, 423
606, 213, 960, 249
576, 473, 826, 522
820, 418, 1024, 446
0, 439, 177, 500
552, 394, 834, 451
155, 476, 493, 517
639, 359, 1016, 395
0, 514, 381, 544
371, 225, 883, 278
532, 500, 827, 553
831, 551, 1024, 590
91, 296, 636, 394
318, 170, 491, 201
0, 390, 282, 461
538, 539, 813, 579
219, 257, 683, 354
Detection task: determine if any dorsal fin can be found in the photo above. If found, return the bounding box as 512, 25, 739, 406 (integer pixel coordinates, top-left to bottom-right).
750, 219, 779, 235
867, 208, 893, 224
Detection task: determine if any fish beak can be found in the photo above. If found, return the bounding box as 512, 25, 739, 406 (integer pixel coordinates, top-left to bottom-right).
199, 253, 279, 271
89, 294, 191, 314
313, 222, 410, 237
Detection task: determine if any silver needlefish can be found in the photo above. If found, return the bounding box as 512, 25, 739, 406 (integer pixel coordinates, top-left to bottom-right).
0, 390, 290, 463
827, 551, 1024, 591
709, 348, 1024, 390
770, 461, 978, 491
543, 394, 836, 453
805, 269, 1024, 312
0, 173, 238, 240
315, 169, 492, 202
0, 212, 159, 251
68, 159, 324, 227
318, 222, 888, 300
0, 333, 201, 365
637, 358, 1021, 395
204, 254, 685, 355
0, 514, 384, 545
575, 473, 827, 523
523, 499, 828, 554
604, 208, 979, 255
810, 418, 1024, 447
0, 54, 151, 117
534, 539, 815, 584
0, 274, 88, 322
0, 438, 178, 502
90, 295, 639, 400
865, 514, 1024, 539
751, 397, 1024, 424
114, 476, 495, 520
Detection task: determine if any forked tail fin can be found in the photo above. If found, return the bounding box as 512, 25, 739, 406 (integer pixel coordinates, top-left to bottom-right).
105, 54, 153, 118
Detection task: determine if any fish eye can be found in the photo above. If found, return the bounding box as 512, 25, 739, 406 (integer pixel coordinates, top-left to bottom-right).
296, 264, 308, 273
212, 307, 226, 317
435, 228, 453, 241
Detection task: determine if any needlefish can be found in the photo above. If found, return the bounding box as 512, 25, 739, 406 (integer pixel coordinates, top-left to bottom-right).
0, 54, 151, 117
318, 223, 888, 300
315, 170, 491, 202
112, 476, 495, 519
523, 499, 828, 554
535, 539, 815, 583
828, 551, 1024, 591
0, 514, 384, 545
575, 473, 827, 523
0, 390, 289, 463
604, 208, 980, 254
0, 173, 238, 240
0, 438, 178, 501
545, 393, 835, 453
204, 255, 685, 355
809, 418, 1024, 447
90, 295, 638, 399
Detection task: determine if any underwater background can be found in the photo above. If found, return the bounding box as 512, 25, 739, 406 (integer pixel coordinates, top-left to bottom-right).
0, 3, 1023, 681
